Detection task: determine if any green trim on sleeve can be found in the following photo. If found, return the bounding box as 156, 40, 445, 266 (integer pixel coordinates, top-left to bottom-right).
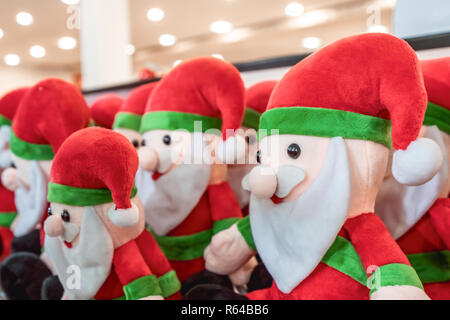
242, 108, 261, 130
236, 216, 256, 251
157, 270, 181, 298
0, 212, 16, 228
407, 250, 450, 284
423, 102, 450, 135
47, 183, 137, 206
368, 263, 424, 294
113, 112, 142, 132
0, 115, 12, 127
148, 227, 212, 261
10, 131, 55, 161
212, 217, 240, 235
140, 111, 222, 134
123, 274, 162, 300
258, 107, 392, 148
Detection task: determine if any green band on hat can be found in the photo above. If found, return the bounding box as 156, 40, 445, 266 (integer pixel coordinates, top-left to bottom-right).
407, 250, 450, 284
242, 108, 261, 130
47, 182, 137, 206
140, 111, 222, 134
0, 115, 12, 127
0, 212, 17, 228
258, 107, 392, 148
10, 131, 54, 161
88, 120, 96, 127
113, 112, 142, 132
423, 102, 450, 135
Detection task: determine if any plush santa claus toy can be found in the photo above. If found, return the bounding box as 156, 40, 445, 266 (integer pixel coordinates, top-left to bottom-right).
90, 93, 123, 129
138, 57, 255, 292
200, 33, 440, 300
0, 87, 29, 261
44, 127, 181, 300
376, 57, 450, 300
0, 78, 91, 300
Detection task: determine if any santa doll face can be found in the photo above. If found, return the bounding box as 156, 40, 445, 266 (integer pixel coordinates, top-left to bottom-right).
114, 128, 142, 149
0, 126, 12, 169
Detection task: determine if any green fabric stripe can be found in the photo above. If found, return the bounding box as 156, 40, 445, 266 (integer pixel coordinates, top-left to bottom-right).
321, 236, 367, 286
0, 115, 11, 127
140, 111, 222, 134
10, 131, 54, 161
242, 108, 261, 130
0, 212, 16, 228
423, 102, 450, 135
148, 227, 212, 261
407, 250, 450, 284
47, 182, 137, 206
158, 270, 181, 298
368, 263, 424, 294
237, 216, 256, 251
88, 120, 97, 127
259, 107, 392, 147
123, 274, 162, 300
113, 112, 142, 132
213, 217, 240, 235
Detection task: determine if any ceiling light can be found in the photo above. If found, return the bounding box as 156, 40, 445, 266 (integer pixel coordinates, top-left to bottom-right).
302, 36, 321, 49
58, 37, 77, 50
210, 20, 233, 34
285, 2, 304, 17
0, 29, 3, 39
173, 59, 182, 67
16, 12, 34, 26
367, 25, 389, 33
159, 34, 176, 46
30, 45, 46, 58
124, 44, 135, 56
61, 0, 80, 5
4, 54, 20, 66
147, 8, 164, 22
211, 54, 224, 60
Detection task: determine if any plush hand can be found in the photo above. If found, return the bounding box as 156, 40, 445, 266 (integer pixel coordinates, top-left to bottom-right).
370, 285, 430, 300
139, 295, 164, 300
228, 256, 258, 287
209, 163, 228, 185
204, 224, 256, 275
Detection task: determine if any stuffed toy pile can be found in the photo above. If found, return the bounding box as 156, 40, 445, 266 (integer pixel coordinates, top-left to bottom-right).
0, 32, 448, 300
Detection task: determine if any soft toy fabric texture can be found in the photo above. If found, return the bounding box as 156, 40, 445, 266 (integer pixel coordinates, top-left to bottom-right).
0, 87, 30, 126
244, 80, 277, 129
90, 93, 123, 129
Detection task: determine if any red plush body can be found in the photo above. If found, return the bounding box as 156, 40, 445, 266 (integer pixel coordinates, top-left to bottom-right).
0, 182, 16, 261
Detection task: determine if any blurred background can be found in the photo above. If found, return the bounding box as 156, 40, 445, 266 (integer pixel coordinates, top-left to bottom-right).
0, 0, 449, 101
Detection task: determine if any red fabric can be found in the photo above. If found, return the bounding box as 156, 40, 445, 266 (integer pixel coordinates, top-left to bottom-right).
121, 82, 159, 116
146, 57, 246, 140
0, 227, 13, 261
245, 80, 278, 114
0, 87, 29, 121
421, 58, 450, 109
112, 239, 152, 285
396, 198, 450, 300
50, 127, 138, 210
207, 181, 243, 222
139, 68, 156, 81
268, 33, 427, 151
0, 181, 16, 213
12, 78, 90, 153
90, 93, 123, 129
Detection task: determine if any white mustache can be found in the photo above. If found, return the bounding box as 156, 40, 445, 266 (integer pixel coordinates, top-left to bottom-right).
63, 222, 80, 243
157, 149, 176, 173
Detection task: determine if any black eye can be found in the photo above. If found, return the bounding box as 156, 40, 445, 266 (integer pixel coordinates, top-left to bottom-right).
256, 150, 262, 164
246, 135, 256, 145
287, 143, 301, 159
48, 207, 52, 216
141, 139, 146, 147
163, 135, 171, 145
61, 209, 70, 223
11, 163, 16, 169
132, 140, 139, 148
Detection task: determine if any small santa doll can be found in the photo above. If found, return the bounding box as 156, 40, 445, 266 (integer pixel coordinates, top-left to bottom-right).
376, 57, 450, 300
89, 93, 123, 129
202, 33, 440, 300
44, 127, 181, 300
0, 87, 29, 261
138, 57, 254, 290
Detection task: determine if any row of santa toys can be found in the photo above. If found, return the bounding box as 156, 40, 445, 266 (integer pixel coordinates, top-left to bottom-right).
0, 33, 448, 300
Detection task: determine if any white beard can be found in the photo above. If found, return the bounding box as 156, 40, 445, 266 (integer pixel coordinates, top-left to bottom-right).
250, 137, 351, 294
45, 206, 114, 300
135, 165, 155, 209
0, 126, 12, 169
13, 160, 48, 237
145, 163, 211, 236
375, 125, 449, 240
228, 165, 253, 208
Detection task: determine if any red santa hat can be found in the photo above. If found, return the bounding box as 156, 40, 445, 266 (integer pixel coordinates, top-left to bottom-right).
244, 80, 278, 129
0, 87, 29, 128
113, 82, 158, 132
47, 127, 139, 227
421, 58, 450, 135
90, 93, 123, 129
263, 33, 442, 186
141, 57, 246, 164
10, 78, 91, 161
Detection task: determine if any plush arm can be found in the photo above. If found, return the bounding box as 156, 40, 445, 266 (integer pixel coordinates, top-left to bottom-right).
428, 198, 450, 249
113, 240, 163, 300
